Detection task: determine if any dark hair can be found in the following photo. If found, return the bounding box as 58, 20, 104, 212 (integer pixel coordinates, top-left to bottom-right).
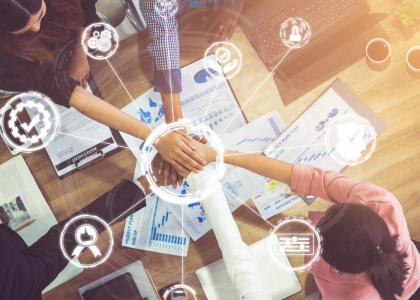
0, 0, 84, 63
317, 203, 410, 300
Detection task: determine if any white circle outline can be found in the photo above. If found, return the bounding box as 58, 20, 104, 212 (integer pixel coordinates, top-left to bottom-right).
204, 41, 242, 80
0, 91, 60, 152
268, 218, 322, 272
82, 23, 119, 60
140, 120, 225, 204
325, 114, 376, 166
163, 284, 197, 300
280, 18, 312, 49
60, 214, 114, 268
154, 0, 179, 18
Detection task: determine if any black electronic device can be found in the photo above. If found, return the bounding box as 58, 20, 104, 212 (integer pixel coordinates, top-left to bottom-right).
239, 0, 370, 71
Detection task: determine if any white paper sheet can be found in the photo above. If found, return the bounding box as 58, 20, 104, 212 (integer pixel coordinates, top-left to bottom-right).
122, 194, 190, 256
119, 55, 247, 164
220, 110, 287, 154
253, 88, 375, 219
22, 84, 118, 177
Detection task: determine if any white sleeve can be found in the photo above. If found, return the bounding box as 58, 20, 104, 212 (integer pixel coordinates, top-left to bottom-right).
187, 166, 272, 300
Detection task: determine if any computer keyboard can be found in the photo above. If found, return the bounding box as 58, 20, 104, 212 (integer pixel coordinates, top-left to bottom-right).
250, 0, 369, 64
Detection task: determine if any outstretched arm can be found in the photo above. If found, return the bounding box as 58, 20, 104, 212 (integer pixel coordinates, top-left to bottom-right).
187, 166, 272, 300
69, 86, 206, 175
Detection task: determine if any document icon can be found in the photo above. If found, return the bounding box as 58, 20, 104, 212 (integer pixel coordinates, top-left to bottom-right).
276, 233, 314, 255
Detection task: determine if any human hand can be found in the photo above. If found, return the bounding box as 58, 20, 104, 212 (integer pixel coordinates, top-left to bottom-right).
68, 51, 90, 89
205, 1, 245, 43
154, 130, 206, 176
189, 138, 217, 165
159, 134, 209, 188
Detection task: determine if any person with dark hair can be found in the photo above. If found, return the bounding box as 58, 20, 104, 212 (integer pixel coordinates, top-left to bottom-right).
0, 0, 207, 177
0, 155, 164, 300
187, 141, 420, 300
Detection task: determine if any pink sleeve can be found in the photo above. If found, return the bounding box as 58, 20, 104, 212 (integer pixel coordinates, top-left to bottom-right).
291, 164, 410, 248
291, 163, 391, 205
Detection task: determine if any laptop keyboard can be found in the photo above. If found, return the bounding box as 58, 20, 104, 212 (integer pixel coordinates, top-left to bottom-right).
250, 0, 366, 62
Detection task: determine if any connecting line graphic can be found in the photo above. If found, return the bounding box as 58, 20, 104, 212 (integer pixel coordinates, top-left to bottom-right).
105, 58, 153, 132
57, 131, 142, 153
221, 186, 275, 229
218, 48, 292, 137
182, 203, 184, 284
108, 195, 147, 226
202, 79, 221, 120
222, 144, 327, 157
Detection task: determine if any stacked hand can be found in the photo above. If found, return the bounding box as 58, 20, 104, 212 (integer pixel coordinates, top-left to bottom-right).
68, 47, 90, 89
156, 133, 208, 189
205, 1, 245, 43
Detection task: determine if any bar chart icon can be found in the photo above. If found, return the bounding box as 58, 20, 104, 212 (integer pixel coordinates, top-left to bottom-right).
276, 233, 314, 255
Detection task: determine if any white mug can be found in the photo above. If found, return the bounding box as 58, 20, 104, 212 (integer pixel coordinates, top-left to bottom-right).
366, 38, 391, 65
406, 46, 420, 73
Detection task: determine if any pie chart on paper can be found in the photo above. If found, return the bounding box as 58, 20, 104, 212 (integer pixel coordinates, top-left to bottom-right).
328, 108, 339, 118
194, 68, 219, 84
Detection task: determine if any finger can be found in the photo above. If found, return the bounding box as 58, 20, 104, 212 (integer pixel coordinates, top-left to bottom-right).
192, 135, 201, 141
163, 161, 171, 186
178, 140, 206, 166
171, 166, 177, 189
228, 20, 238, 39
199, 137, 208, 144
212, 25, 224, 43
178, 151, 204, 173
178, 173, 183, 186
86, 71, 90, 80
220, 23, 232, 42
178, 135, 197, 151
158, 158, 165, 175
205, 18, 219, 36
82, 77, 87, 89
170, 159, 191, 177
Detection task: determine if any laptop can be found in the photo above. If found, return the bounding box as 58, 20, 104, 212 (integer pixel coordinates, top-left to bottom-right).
238, 0, 371, 72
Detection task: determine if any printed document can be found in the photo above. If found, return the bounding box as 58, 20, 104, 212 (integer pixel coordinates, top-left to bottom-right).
0, 155, 83, 293
253, 88, 375, 219
122, 193, 190, 257
220, 110, 287, 154
22, 84, 118, 177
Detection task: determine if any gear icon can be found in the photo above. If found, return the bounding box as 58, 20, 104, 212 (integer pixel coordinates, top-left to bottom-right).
88, 37, 97, 49
100, 30, 112, 39
215, 47, 231, 63
8, 101, 52, 144
93, 31, 100, 38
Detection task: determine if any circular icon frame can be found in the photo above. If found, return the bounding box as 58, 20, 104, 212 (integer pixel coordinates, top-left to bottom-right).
60, 214, 113, 268
82, 23, 119, 60
268, 217, 322, 272
325, 115, 376, 166
280, 18, 311, 49
204, 41, 242, 80
139, 120, 225, 204
0, 92, 60, 152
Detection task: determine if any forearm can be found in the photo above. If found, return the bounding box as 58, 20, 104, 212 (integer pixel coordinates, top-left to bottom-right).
223, 150, 293, 186
73, 28, 89, 57
69, 86, 154, 140
161, 92, 183, 124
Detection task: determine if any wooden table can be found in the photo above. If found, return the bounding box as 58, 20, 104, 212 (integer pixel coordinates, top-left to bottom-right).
0, 0, 419, 299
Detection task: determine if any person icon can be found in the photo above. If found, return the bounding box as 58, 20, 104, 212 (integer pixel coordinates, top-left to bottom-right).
289, 25, 302, 42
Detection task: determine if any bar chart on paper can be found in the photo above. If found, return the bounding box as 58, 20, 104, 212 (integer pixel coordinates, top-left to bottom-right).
148, 197, 189, 256
122, 194, 190, 257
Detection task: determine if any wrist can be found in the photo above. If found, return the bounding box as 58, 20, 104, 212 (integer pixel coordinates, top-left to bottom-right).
138, 176, 152, 195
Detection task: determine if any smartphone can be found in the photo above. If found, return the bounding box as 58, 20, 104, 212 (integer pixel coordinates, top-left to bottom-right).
0, 105, 32, 155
